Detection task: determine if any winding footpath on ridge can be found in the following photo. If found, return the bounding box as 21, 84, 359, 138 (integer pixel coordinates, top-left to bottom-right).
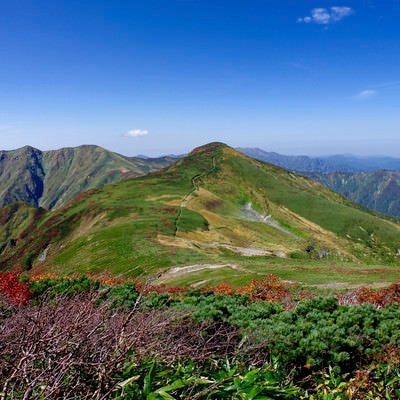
170, 156, 291, 260
174, 156, 217, 236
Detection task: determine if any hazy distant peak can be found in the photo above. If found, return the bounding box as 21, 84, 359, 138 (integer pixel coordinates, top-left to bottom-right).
238, 148, 400, 173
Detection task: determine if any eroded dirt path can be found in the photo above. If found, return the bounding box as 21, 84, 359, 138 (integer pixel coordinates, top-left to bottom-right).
153, 263, 251, 284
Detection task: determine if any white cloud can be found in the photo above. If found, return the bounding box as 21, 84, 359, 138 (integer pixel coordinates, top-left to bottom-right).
373, 80, 400, 89
354, 90, 377, 100
298, 6, 354, 25
311, 8, 331, 24
124, 129, 150, 137
330, 6, 353, 21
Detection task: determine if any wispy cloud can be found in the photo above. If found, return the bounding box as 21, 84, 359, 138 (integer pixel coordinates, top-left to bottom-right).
354, 90, 377, 100
281, 62, 309, 71
298, 7, 354, 24
353, 80, 400, 100
124, 129, 150, 137
372, 80, 400, 89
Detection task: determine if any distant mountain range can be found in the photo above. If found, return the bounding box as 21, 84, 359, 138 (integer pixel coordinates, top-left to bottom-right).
237, 148, 400, 173
238, 148, 400, 217
1, 145, 400, 218
305, 171, 400, 218
2, 142, 400, 278
0, 145, 176, 209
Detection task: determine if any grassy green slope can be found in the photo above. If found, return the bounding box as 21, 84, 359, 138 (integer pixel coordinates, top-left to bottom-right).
41, 145, 141, 209
40, 145, 179, 209
0, 145, 176, 210
0, 203, 45, 270
1, 143, 399, 284
190, 145, 400, 263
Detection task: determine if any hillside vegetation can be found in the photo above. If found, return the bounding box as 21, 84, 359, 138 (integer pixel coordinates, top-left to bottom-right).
1, 143, 400, 287
1, 273, 399, 399
306, 170, 400, 217
3, 144, 400, 219
0, 145, 176, 209
238, 148, 400, 217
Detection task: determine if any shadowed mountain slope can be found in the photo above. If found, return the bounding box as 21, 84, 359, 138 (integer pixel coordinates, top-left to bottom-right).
0, 145, 176, 209
306, 170, 400, 217
1, 143, 400, 280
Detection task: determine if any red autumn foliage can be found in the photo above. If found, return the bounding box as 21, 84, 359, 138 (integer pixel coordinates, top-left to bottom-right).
135, 282, 188, 295
16, 269, 400, 310
338, 283, 400, 307
0, 271, 31, 305
238, 275, 291, 302
210, 281, 235, 296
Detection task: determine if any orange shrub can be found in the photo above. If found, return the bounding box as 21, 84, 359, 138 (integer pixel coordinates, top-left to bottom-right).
238, 274, 291, 302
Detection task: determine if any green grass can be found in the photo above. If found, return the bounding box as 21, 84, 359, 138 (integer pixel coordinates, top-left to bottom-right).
177, 208, 209, 233
219, 153, 400, 248
158, 254, 400, 288
2, 142, 400, 287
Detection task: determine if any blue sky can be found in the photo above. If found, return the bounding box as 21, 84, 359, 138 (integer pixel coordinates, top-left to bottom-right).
1, 1, 399, 156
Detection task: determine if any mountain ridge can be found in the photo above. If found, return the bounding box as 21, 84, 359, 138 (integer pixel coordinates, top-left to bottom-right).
1, 142, 400, 283
0, 145, 177, 210
2, 143, 400, 218
237, 147, 400, 173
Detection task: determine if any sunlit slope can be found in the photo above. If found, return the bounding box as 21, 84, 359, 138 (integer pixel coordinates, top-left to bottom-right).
178, 144, 400, 264
1, 142, 400, 278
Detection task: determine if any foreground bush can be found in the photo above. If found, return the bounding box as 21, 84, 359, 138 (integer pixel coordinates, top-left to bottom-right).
0, 271, 31, 304
113, 358, 299, 399
1, 275, 400, 398
0, 292, 241, 399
